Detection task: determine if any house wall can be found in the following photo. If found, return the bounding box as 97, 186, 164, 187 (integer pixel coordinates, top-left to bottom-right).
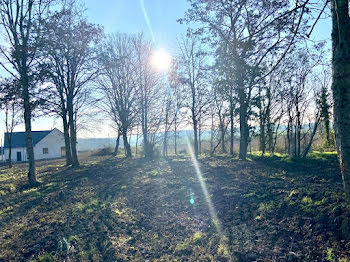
4, 147, 27, 162
3, 129, 65, 162
34, 129, 65, 160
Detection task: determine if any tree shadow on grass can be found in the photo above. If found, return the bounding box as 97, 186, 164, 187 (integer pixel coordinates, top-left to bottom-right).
190, 155, 348, 260
1, 154, 349, 261
0, 156, 144, 260
249, 153, 341, 181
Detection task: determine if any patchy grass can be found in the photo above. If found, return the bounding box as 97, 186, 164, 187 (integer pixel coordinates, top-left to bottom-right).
0, 153, 349, 261
249, 150, 338, 164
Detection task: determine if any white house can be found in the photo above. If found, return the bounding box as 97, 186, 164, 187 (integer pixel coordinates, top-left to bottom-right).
2, 128, 65, 162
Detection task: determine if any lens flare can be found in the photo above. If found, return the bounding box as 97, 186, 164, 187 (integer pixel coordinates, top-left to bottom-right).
140, 0, 156, 44
186, 138, 223, 234
186, 138, 232, 260
190, 191, 195, 205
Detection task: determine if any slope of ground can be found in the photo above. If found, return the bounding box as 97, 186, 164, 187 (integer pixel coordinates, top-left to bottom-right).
0, 153, 349, 261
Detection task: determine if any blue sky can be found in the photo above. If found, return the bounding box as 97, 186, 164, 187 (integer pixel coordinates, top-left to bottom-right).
84, 0, 189, 52
1, 0, 191, 139
0, 0, 332, 139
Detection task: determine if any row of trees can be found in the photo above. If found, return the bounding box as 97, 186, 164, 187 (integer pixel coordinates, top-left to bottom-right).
0, 0, 348, 199
181, 0, 350, 199
0, 1, 101, 184
97, 33, 332, 161
0, 0, 331, 167
97, 33, 163, 159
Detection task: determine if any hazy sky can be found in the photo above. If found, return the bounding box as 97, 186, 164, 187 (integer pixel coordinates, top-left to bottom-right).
0, 0, 332, 139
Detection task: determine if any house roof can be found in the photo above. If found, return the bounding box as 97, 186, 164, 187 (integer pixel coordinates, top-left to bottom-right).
3, 130, 52, 149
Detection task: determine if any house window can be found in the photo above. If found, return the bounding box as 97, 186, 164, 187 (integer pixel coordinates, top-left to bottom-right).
43, 148, 49, 154
61, 147, 66, 157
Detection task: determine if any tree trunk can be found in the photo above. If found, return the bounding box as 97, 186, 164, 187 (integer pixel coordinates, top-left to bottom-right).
239, 101, 249, 160
303, 116, 320, 158
296, 107, 301, 158
163, 131, 168, 157
210, 111, 214, 156
294, 123, 297, 158
267, 123, 273, 153
5, 106, 13, 169
331, 0, 350, 197
258, 90, 266, 155
193, 122, 198, 157
123, 129, 132, 157
219, 115, 226, 153
163, 103, 169, 157
67, 96, 79, 166
141, 100, 153, 159
114, 132, 121, 156
285, 133, 288, 154
192, 111, 199, 158
22, 75, 37, 185
144, 139, 153, 158
62, 114, 72, 166
230, 98, 234, 155
266, 90, 273, 152
272, 121, 281, 154
135, 129, 139, 156
174, 120, 178, 155
259, 116, 266, 155
287, 112, 293, 156
142, 122, 153, 159
325, 117, 330, 145
8, 135, 12, 169
198, 120, 202, 155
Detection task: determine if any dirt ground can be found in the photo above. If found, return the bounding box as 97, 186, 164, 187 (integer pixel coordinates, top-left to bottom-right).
0, 153, 349, 261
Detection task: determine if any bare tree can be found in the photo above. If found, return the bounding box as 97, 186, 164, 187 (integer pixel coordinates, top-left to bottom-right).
133, 34, 163, 159
180, 0, 311, 160
282, 50, 321, 158
0, 79, 21, 168
162, 88, 172, 157
214, 43, 238, 155
0, 0, 54, 184
177, 35, 209, 158
313, 66, 332, 147
215, 85, 229, 154
97, 33, 138, 158
41, 6, 101, 166
161, 61, 185, 157
255, 69, 285, 155
168, 61, 186, 155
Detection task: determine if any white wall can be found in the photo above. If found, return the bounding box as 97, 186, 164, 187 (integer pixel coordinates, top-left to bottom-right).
4, 147, 27, 162
34, 128, 65, 160
3, 128, 65, 162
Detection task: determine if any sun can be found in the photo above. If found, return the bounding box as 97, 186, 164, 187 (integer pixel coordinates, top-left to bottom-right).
151, 48, 172, 71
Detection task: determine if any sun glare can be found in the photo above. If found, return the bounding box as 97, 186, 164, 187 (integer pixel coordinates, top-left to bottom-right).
186, 137, 232, 260
151, 49, 172, 71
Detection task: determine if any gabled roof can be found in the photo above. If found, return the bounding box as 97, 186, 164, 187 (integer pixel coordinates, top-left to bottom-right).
3, 130, 52, 149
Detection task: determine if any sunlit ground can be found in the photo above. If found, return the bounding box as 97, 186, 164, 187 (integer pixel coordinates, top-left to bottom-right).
0, 152, 347, 261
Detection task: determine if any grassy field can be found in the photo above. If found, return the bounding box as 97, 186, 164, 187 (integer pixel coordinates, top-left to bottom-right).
0, 152, 349, 261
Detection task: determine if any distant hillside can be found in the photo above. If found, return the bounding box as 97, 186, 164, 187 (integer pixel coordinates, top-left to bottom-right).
76, 128, 239, 152
77, 138, 118, 151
